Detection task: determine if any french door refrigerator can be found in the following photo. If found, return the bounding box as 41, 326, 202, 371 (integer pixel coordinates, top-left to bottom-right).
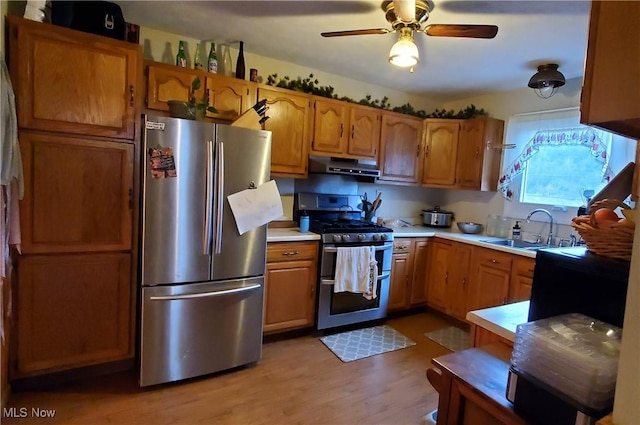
139, 115, 271, 387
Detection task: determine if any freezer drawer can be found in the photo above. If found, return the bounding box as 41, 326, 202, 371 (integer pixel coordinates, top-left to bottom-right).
140, 277, 264, 387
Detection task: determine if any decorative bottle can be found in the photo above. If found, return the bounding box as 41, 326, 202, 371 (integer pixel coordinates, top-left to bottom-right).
176, 40, 187, 67
222, 44, 233, 77
208, 42, 218, 74
235, 41, 245, 80
193, 43, 203, 70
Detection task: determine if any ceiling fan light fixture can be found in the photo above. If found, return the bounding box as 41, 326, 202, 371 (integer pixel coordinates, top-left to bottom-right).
389, 29, 419, 67
528, 63, 566, 99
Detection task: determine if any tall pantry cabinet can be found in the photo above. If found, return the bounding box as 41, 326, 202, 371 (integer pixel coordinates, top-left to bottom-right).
7, 17, 139, 378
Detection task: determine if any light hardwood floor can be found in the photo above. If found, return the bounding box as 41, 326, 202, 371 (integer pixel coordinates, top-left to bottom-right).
4, 312, 461, 425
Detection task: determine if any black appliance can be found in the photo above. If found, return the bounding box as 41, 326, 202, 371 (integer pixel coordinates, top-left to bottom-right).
295, 193, 393, 330
528, 247, 631, 328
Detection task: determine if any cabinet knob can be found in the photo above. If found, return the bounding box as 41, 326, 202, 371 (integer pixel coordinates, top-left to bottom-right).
129, 85, 135, 106
282, 251, 299, 256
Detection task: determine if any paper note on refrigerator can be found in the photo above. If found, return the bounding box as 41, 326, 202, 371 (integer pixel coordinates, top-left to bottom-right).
227, 180, 284, 235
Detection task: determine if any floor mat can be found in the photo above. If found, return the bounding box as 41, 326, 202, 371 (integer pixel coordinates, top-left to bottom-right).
425, 326, 470, 352
320, 325, 416, 362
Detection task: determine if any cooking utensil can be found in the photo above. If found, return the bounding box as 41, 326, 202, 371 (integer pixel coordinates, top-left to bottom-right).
372, 192, 382, 212
457, 222, 484, 234
422, 206, 454, 228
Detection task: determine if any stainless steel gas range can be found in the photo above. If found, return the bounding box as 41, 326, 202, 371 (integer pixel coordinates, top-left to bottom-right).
295, 193, 394, 331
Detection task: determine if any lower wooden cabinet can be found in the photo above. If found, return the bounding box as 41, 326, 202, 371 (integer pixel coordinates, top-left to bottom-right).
509, 257, 535, 302
426, 239, 452, 312
447, 243, 472, 321
388, 238, 429, 312
467, 248, 512, 312
15, 253, 133, 377
264, 241, 318, 333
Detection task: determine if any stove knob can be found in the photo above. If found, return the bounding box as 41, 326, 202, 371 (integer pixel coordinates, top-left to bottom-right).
381, 233, 389, 241
332, 234, 342, 243
357, 234, 366, 242
372, 234, 381, 241
342, 234, 351, 242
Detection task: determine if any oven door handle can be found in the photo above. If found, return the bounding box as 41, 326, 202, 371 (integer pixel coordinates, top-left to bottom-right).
323, 244, 392, 254
321, 272, 390, 286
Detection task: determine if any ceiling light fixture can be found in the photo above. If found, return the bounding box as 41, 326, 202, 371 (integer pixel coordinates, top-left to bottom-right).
389, 27, 419, 68
528, 63, 566, 99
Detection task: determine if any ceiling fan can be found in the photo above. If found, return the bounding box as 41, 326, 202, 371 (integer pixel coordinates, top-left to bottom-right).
321, 0, 498, 68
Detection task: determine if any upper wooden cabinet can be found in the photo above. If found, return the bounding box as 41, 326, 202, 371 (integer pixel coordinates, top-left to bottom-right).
457, 118, 505, 190
145, 61, 256, 121
258, 85, 312, 178
581, 1, 640, 139
8, 16, 140, 140
19, 131, 134, 254
421, 117, 504, 190
379, 112, 424, 184
421, 119, 461, 186
311, 97, 381, 160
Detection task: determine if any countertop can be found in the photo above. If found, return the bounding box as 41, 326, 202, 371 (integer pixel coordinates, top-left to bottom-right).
267, 225, 538, 257
391, 226, 538, 258
465, 301, 530, 342
267, 228, 321, 242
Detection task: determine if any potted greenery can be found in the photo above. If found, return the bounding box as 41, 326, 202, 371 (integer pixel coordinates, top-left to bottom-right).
168, 77, 217, 120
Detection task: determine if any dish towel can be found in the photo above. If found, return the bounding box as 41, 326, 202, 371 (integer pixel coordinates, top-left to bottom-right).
334, 246, 378, 300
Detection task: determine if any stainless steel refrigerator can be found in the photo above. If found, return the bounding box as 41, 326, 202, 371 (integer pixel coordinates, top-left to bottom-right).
139, 115, 271, 387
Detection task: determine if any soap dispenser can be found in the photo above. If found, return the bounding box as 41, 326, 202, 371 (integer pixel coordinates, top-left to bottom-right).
512, 221, 522, 240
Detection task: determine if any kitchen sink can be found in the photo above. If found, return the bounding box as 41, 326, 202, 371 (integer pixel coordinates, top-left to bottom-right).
480, 239, 549, 251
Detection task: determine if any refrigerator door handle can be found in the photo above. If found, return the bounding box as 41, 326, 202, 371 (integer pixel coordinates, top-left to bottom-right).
214, 140, 225, 254
149, 284, 261, 301
204, 140, 214, 255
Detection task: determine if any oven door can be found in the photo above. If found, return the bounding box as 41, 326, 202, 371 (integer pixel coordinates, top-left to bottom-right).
316, 241, 392, 330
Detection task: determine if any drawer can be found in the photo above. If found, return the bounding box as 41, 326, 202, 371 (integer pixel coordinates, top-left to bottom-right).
476, 248, 513, 271
514, 257, 536, 278
267, 241, 318, 263
393, 239, 412, 254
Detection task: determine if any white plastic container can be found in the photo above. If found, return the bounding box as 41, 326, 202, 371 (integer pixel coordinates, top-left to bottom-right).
511, 313, 621, 410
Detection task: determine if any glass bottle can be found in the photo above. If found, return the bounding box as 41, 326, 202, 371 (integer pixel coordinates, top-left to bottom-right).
176, 40, 187, 67
235, 41, 245, 80
222, 44, 233, 77
208, 42, 218, 74
193, 43, 203, 70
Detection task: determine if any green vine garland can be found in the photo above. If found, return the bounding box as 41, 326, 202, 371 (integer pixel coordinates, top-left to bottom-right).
265, 73, 488, 119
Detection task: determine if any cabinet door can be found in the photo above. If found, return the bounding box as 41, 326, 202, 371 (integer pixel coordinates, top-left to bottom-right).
348, 105, 381, 159
410, 239, 430, 305
264, 259, 317, 332
9, 17, 139, 139
509, 257, 536, 302
427, 240, 452, 311
311, 97, 348, 155
258, 86, 311, 178
379, 113, 423, 184
205, 74, 256, 120
422, 119, 461, 186
146, 63, 203, 111
447, 243, 472, 320
20, 132, 134, 254
16, 253, 132, 376
457, 118, 504, 191
580, 1, 640, 139
468, 249, 511, 311
389, 253, 411, 312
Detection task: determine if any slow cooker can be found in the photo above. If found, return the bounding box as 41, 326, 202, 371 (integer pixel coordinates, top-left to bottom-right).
422, 207, 454, 228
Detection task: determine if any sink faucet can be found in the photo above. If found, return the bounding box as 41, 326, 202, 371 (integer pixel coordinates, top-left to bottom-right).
526, 208, 554, 245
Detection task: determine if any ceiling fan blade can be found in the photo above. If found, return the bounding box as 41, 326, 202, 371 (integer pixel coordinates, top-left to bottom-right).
393, 0, 416, 23
424, 24, 498, 39
321, 28, 391, 37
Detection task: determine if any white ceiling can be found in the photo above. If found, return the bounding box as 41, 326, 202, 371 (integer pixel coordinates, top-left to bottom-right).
116, 0, 592, 100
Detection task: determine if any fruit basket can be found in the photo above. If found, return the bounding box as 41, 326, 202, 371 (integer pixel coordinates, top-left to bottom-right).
571, 199, 635, 261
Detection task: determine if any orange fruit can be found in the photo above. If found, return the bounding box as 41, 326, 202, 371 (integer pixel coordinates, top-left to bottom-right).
594, 208, 620, 225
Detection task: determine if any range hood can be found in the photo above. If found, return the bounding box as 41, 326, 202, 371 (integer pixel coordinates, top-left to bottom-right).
308, 157, 381, 178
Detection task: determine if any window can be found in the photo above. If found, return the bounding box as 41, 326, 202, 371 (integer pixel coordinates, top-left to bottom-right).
500, 108, 636, 223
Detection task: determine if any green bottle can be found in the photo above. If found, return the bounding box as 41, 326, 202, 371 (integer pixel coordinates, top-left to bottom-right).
208, 43, 218, 74
193, 43, 203, 70
176, 40, 187, 67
